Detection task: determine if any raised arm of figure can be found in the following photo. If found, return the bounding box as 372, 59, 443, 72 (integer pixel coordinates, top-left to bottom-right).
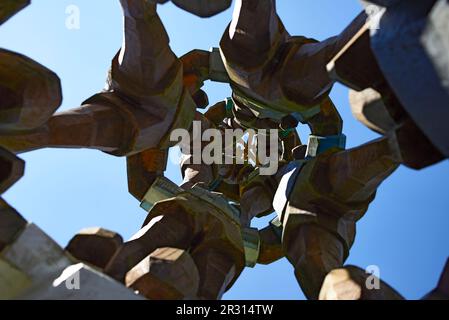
0, 0, 196, 156
220, 1, 369, 137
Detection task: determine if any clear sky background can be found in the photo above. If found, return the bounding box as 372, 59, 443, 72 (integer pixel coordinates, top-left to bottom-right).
1, 0, 448, 300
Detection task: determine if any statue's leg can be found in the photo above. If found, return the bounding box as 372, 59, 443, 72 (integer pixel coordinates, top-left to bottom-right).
284, 224, 346, 300
220, 0, 287, 87
106, 0, 196, 153
105, 191, 245, 300
277, 136, 401, 299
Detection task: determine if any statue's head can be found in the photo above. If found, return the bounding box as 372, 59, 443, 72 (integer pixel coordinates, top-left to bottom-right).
163, 0, 232, 18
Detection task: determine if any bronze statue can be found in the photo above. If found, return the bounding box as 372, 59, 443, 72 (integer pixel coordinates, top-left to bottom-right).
0, 0, 447, 300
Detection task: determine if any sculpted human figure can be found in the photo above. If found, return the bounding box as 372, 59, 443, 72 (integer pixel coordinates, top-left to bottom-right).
0, 0, 406, 300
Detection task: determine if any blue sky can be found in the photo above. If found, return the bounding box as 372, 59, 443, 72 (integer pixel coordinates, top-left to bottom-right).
1, 0, 448, 300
